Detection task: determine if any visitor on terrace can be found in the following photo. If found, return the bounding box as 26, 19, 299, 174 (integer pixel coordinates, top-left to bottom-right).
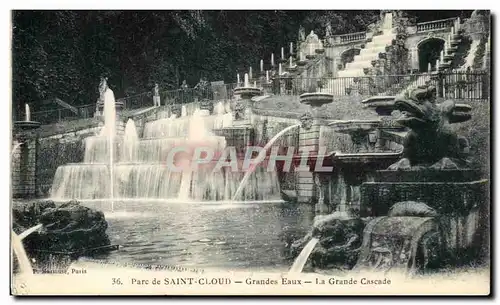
180, 80, 189, 103
194, 77, 208, 100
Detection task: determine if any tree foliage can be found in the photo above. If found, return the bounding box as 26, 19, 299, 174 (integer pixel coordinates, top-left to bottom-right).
12, 10, 470, 119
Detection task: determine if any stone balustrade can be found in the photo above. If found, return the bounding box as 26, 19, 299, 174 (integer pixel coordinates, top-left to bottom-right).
416, 17, 457, 33
334, 31, 367, 44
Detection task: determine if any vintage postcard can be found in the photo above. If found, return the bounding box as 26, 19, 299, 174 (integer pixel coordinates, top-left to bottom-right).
10, 9, 491, 296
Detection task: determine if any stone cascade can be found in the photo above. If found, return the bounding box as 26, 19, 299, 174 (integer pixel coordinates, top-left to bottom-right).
436, 18, 463, 72
337, 30, 397, 78
319, 30, 397, 96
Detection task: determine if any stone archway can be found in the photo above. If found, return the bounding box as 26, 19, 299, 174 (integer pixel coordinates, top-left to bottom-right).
417, 38, 445, 72
340, 48, 361, 69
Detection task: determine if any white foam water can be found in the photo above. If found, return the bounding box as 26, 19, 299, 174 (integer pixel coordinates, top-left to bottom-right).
289, 238, 319, 274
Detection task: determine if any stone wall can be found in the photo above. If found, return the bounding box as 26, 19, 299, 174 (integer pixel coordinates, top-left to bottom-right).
36, 126, 100, 197
11, 137, 38, 198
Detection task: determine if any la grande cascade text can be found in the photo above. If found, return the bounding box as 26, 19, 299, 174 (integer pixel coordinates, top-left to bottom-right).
126, 277, 391, 286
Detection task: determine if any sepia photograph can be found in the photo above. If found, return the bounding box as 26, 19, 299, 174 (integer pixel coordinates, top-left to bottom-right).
9, 8, 491, 296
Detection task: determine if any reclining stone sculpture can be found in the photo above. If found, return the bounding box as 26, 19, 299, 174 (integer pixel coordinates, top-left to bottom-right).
387, 85, 471, 170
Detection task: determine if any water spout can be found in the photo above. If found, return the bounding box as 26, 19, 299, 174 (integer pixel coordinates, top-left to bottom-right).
123, 119, 138, 162
12, 223, 43, 276
237, 73, 240, 85
25, 104, 30, 122
18, 223, 43, 240
289, 238, 319, 273
279, 64, 282, 76
12, 231, 33, 275
12, 141, 23, 157
232, 124, 300, 201
260, 59, 264, 72
271, 53, 275, 67
244, 73, 250, 87
103, 87, 116, 211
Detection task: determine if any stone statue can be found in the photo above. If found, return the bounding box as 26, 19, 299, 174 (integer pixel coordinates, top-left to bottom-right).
298, 25, 306, 42
387, 85, 471, 170
233, 101, 246, 120
306, 30, 319, 43
98, 77, 108, 100
300, 111, 314, 130
325, 22, 332, 37
13, 200, 112, 273
154, 83, 159, 96
290, 214, 366, 270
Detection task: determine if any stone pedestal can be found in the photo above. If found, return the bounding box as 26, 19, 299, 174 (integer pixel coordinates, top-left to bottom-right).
232, 87, 261, 127
153, 95, 161, 107
12, 121, 41, 198
358, 169, 489, 271
298, 92, 334, 213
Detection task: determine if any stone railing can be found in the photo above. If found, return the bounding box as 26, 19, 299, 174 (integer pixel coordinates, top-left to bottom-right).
333, 31, 367, 44
275, 71, 489, 100
31, 104, 95, 125
416, 17, 457, 33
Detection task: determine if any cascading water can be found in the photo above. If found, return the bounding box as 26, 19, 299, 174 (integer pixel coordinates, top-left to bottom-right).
289, 238, 319, 273
232, 124, 300, 201
104, 87, 116, 210
122, 119, 139, 162
50, 99, 281, 202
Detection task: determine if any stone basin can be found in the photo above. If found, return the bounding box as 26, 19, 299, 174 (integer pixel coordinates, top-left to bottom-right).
233, 86, 262, 99
361, 96, 397, 116
334, 152, 403, 166
291, 151, 336, 171
328, 119, 381, 134
299, 92, 334, 107
13, 121, 42, 131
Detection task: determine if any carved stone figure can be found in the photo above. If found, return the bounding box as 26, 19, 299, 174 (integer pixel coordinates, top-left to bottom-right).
233, 101, 246, 120
13, 200, 112, 273
199, 99, 214, 114
98, 77, 108, 101
299, 111, 314, 130
154, 83, 159, 96
290, 214, 366, 270
298, 25, 306, 42
387, 85, 471, 170
306, 30, 319, 43
170, 104, 182, 118
325, 22, 332, 38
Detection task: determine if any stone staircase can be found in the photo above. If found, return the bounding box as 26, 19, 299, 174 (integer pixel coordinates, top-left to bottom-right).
322, 29, 397, 95
339, 30, 397, 78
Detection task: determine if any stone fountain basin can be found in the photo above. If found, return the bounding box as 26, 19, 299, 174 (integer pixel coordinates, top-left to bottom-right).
328, 120, 381, 134
361, 96, 397, 116
14, 121, 42, 130
299, 92, 334, 107
233, 87, 262, 96
334, 152, 403, 168
291, 152, 336, 171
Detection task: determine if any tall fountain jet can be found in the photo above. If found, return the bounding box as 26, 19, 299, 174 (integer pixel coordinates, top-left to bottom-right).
123, 119, 138, 162
103, 84, 116, 210
25, 104, 31, 122
244, 73, 250, 87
